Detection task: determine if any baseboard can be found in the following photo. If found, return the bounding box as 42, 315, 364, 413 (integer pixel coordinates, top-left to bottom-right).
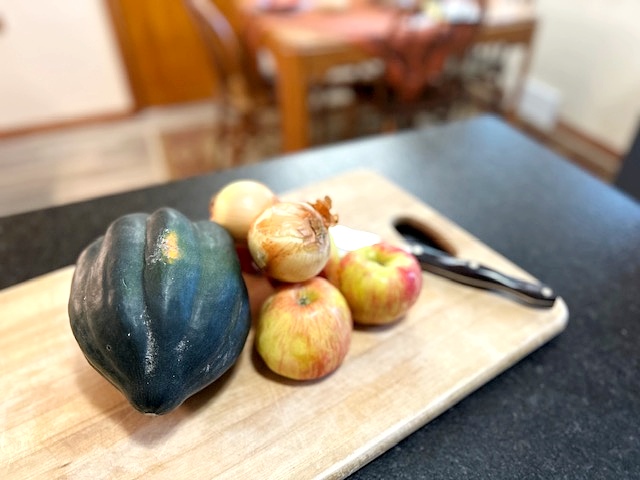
510, 116, 622, 182
0, 108, 137, 140
554, 120, 622, 159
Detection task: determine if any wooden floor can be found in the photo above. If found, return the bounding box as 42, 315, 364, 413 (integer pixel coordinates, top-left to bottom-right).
0, 103, 214, 217
0, 100, 622, 218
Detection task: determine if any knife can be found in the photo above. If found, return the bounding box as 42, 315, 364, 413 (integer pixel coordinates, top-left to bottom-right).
329, 223, 557, 309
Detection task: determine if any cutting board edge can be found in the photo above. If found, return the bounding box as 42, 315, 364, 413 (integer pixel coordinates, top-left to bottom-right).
324, 295, 569, 480
0, 170, 572, 480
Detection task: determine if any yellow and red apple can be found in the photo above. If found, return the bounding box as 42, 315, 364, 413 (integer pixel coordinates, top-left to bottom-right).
334, 242, 422, 325
321, 230, 341, 285
255, 277, 352, 380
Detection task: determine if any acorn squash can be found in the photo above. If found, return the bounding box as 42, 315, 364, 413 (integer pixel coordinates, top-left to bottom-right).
68, 207, 251, 415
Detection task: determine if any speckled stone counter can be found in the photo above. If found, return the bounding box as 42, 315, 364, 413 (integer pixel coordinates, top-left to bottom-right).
2, 115, 638, 478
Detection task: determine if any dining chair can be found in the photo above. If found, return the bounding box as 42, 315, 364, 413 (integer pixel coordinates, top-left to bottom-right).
615, 119, 640, 202
183, 0, 375, 167
183, 0, 277, 167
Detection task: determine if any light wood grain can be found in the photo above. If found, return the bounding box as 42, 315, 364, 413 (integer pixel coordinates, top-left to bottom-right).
0, 170, 568, 479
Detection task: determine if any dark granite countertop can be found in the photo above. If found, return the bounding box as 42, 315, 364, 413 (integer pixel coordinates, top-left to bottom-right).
2, 115, 638, 478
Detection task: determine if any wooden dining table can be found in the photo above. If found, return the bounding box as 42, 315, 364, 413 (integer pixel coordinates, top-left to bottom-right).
237, 0, 537, 152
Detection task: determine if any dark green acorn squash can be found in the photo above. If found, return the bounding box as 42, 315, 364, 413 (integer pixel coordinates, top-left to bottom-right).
68, 207, 251, 415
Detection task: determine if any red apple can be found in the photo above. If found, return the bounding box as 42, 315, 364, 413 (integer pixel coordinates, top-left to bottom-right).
255, 277, 352, 380
321, 230, 341, 284
235, 241, 261, 274
335, 242, 422, 325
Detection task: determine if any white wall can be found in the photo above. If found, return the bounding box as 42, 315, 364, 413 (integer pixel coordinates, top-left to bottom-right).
0, 0, 132, 131
529, 0, 640, 153
1, 0, 638, 154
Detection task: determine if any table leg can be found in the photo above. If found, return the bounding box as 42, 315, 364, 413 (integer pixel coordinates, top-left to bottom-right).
474, 20, 537, 122
269, 41, 311, 152
504, 42, 534, 122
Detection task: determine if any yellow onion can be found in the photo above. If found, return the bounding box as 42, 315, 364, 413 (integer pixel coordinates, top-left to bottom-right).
209, 180, 278, 241
247, 196, 338, 283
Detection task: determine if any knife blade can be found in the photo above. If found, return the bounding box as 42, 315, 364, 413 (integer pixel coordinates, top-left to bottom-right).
329, 224, 557, 309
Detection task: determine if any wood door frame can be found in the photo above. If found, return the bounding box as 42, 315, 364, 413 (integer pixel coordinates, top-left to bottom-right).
102, 0, 217, 109
103, 0, 147, 111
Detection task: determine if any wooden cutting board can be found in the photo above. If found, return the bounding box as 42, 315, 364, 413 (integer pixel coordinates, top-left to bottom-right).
1, 170, 568, 479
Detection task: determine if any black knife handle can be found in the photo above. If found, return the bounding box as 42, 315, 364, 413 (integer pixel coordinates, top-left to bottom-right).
412, 249, 557, 308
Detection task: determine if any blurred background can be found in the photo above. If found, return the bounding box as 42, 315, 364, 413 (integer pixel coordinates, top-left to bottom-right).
1, 0, 638, 216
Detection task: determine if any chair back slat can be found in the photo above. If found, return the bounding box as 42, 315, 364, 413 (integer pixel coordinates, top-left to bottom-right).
184, 0, 267, 103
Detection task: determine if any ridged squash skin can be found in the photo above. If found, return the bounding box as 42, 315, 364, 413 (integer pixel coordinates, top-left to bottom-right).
68, 207, 251, 415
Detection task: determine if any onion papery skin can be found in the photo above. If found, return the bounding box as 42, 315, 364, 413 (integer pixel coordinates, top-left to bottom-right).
248, 201, 331, 283
209, 180, 278, 242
